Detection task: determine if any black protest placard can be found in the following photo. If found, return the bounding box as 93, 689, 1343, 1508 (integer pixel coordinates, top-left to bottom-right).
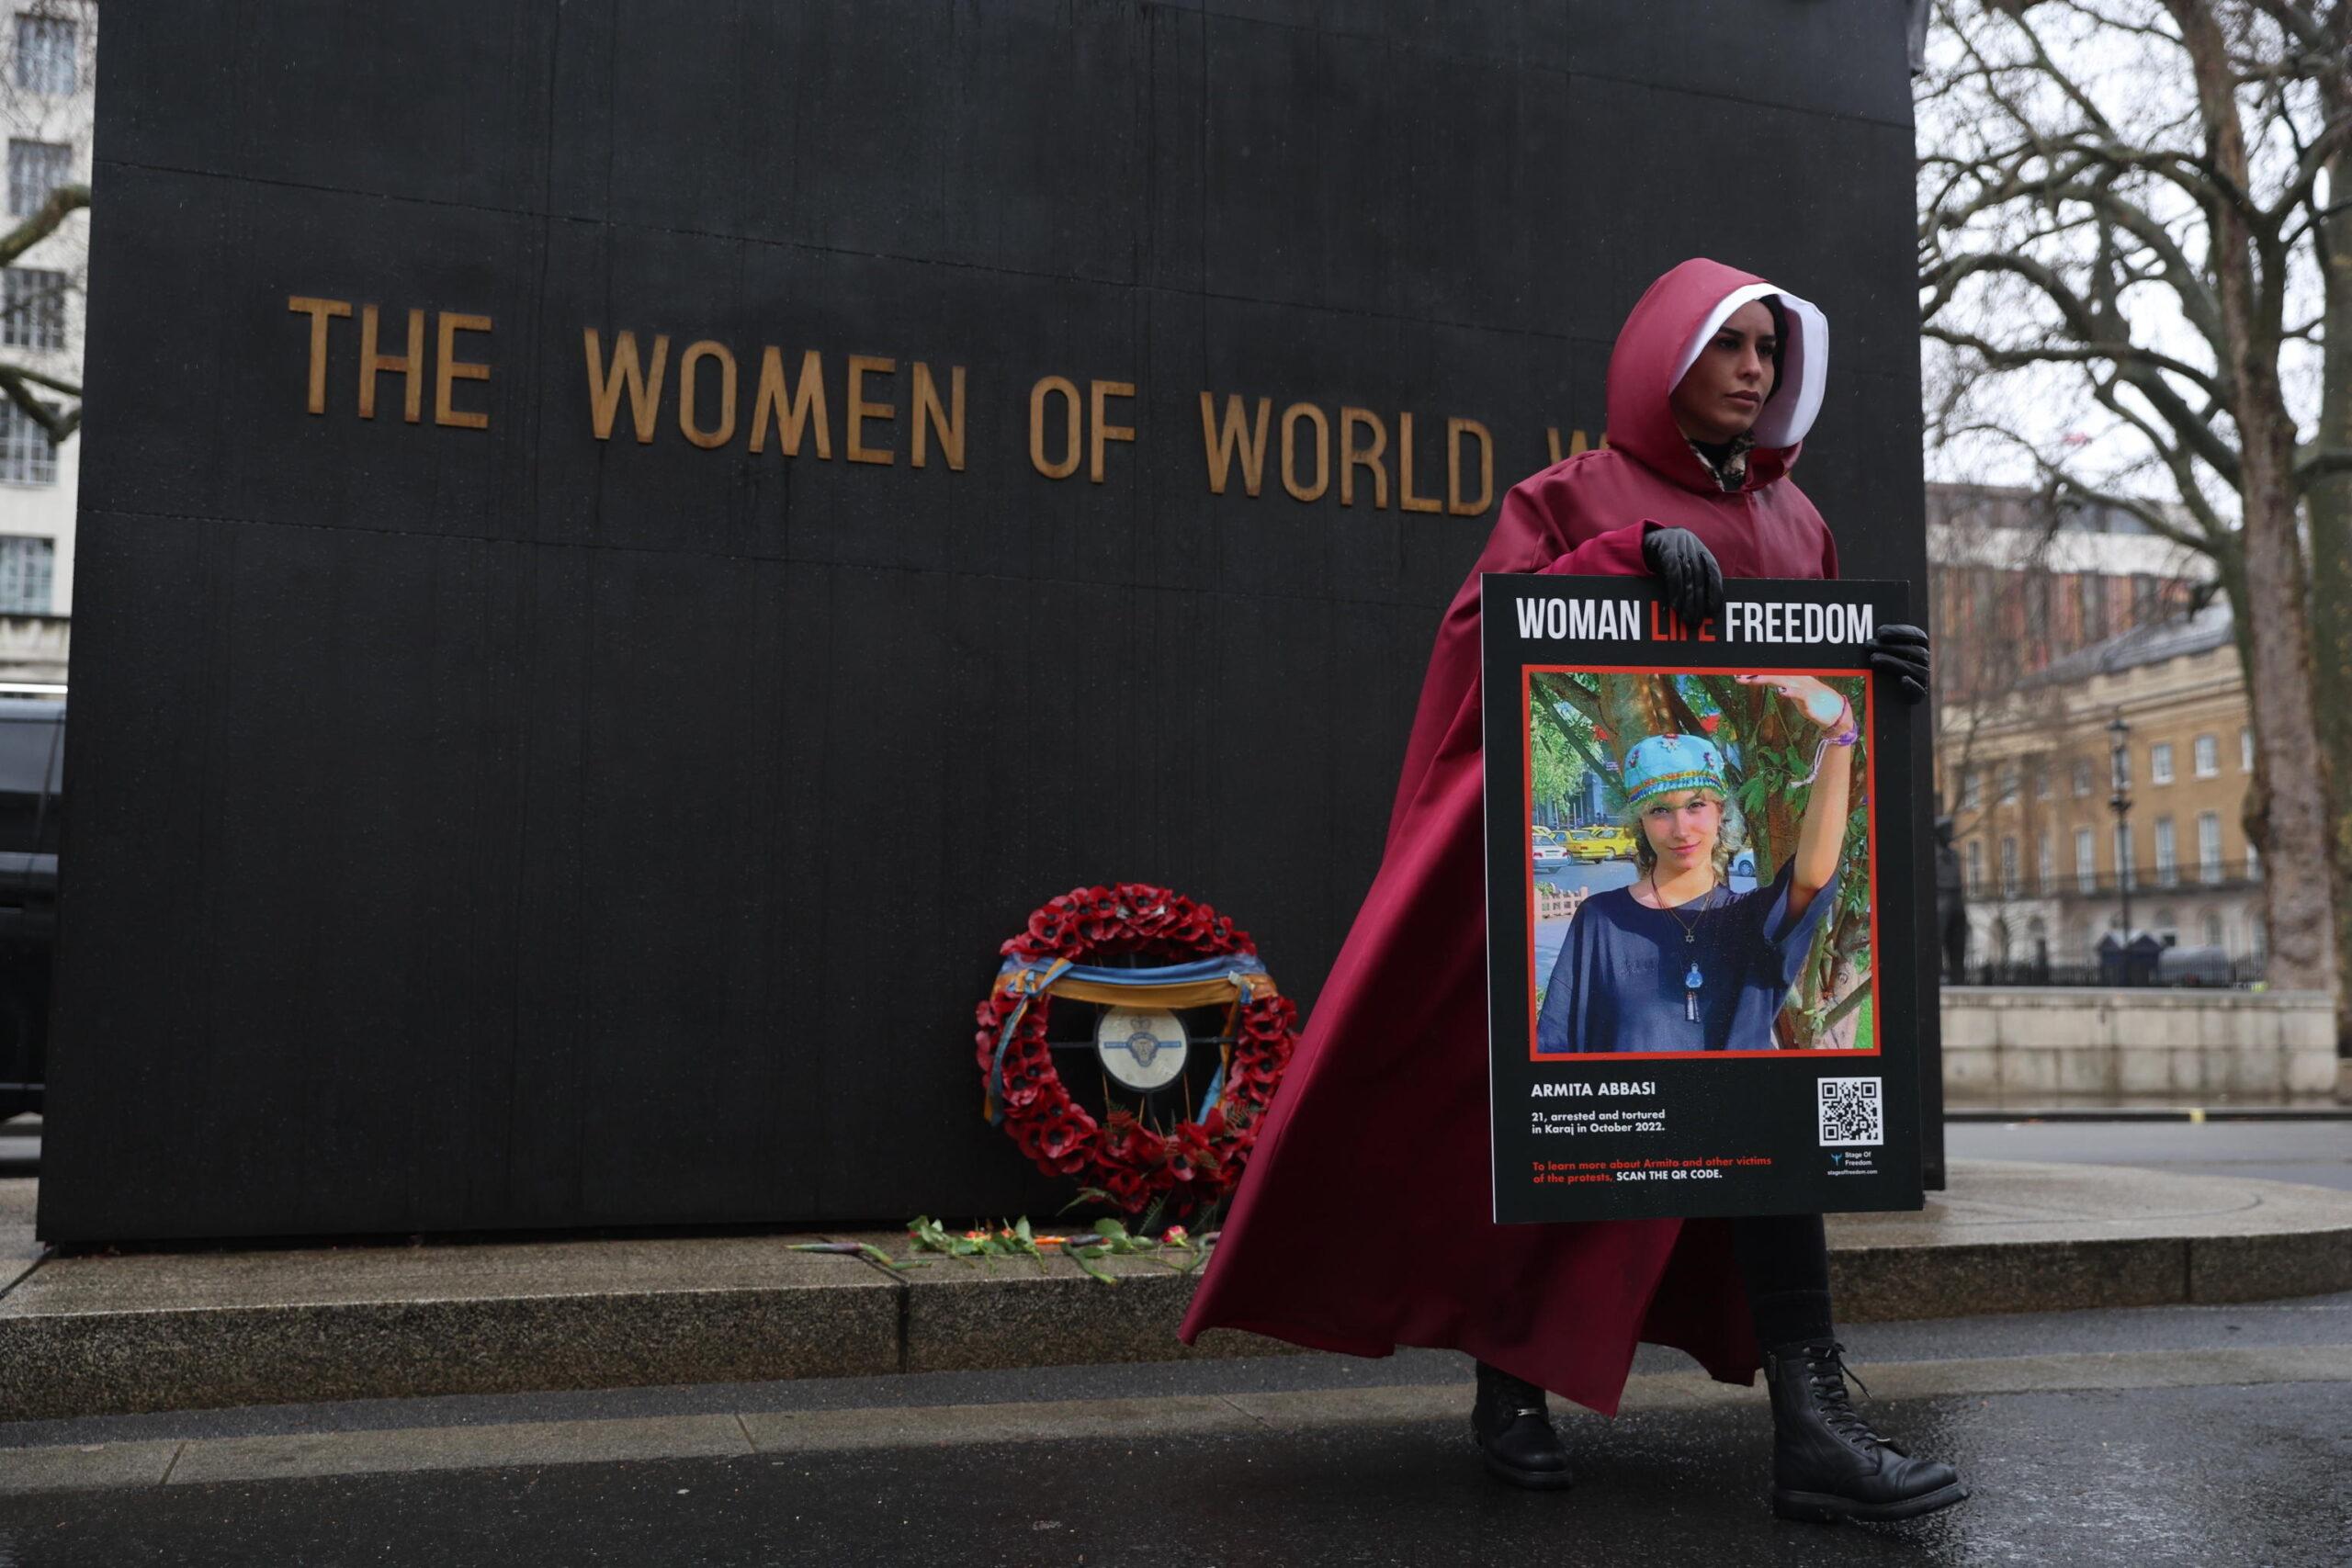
1481, 574, 1922, 1223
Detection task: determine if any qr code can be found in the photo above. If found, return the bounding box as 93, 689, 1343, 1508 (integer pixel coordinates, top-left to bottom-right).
1817, 1077, 1883, 1146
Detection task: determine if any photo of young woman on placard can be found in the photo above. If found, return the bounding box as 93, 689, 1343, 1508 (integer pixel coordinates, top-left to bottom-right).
1527, 667, 1873, 1057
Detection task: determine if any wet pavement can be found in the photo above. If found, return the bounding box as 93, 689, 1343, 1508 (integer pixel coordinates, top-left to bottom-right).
2, 1293, 2346, 1566
0, 1381, 2342, 1566
1947, 1119, 2351, 1192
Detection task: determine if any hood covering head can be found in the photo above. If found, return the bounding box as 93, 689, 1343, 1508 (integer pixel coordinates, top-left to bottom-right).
1604, 258, 1829, 495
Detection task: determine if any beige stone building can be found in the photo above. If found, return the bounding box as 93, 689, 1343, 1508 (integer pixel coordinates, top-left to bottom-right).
1936, 604, 2264, 975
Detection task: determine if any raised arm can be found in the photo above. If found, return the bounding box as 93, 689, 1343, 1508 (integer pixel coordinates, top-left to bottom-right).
1735, 674, 1856, 921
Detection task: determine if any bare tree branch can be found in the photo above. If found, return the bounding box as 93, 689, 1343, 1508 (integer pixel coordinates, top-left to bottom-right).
0, 181, 86, 270
0, 367, 77, 445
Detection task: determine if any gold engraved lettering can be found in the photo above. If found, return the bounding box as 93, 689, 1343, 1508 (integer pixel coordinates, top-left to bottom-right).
434, 312, 492, 431
1397, 412, 1442, 514
847, 355, 897, 466
1448, 417, 1494, 516
750, 347, 831, 458
677, 340, 739, 450
1280, 403, 1329, 502
1340, 407, 1388, 509
1199, 393, 1270, 497
1544, 426, 1596, 466
1030, 376, 1081, 479
1089, 379, 1135, 485
583, 330, 670, 444
287, 296, 351, 415
358, 305, 425, 423
912, 363, 966, 470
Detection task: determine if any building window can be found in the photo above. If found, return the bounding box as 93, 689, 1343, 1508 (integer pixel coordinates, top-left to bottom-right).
2077, 574, 2106, 642
2153, 907, 2177, 944
0, 267, 63, 350
2075, 826, 2097, 894
2031, 763, 2051, 801
2073, 760, 2093, 797
2246, 840, 2261, 880
0, 400, 54, 484
1966, 840, 1984, 894
2154, 816, 2177, 886
2193, 734, 2219, 778
1996, 762, 2020, 805
2150, 742, 2174, 785
0, 535, 52, 613
1962, 768, 1983, 812
2000, 837, 2019, 896
2116, 822, 2136, 891
6, 139, 67, 218
2241, 728, 2254, 772
2198, 811, 2222, 884
2203, 912, 2222, 947
11, 15, 74, 96
2037, 834, 2054, 893
2112, 744, 2132, 791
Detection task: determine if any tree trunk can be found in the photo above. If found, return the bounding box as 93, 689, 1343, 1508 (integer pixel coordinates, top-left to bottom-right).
2298, 87, 2352, 1043
2168, 0, 2341, 1000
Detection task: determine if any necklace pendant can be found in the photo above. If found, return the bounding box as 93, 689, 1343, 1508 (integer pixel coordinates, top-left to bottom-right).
1684, 961, 1704, 990
1685, 989, 1698, 1022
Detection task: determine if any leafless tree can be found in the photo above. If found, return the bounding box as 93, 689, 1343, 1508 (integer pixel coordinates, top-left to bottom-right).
0, 0, 91, 444
1919, 0, 2348, 1015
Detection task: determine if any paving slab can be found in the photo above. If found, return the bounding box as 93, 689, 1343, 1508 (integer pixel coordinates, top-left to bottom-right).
0, 1235, 899, 1422
6, 1344, 2350, 1495
0, 1177, 40, 1294
164, 1413, 752, 1486
864, 1233, 1298, 1373
741, 1393, 1254, 1454
0, 1437, 180, 1492
1827, 1159, 2352, 1319
0, 1161, 2340, 1422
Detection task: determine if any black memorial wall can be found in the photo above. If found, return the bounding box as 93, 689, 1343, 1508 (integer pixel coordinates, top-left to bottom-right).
43, 1, 1930, 1241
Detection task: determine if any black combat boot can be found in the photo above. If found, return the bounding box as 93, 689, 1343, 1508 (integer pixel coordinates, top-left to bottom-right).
1470, 1360, 1572, 1490
1763, 1340, 1967, 1523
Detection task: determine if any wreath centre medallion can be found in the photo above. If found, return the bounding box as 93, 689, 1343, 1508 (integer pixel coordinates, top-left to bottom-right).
975, 883, 1299, 1218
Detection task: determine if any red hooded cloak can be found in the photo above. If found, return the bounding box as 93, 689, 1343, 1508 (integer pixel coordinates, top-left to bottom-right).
1178, 259, 1840, 1415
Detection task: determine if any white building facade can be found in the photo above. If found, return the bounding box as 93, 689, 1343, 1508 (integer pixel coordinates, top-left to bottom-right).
0, 1, 90, 688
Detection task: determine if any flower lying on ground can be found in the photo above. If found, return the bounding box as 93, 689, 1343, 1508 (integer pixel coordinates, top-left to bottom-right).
899, 1214, 1217, 1285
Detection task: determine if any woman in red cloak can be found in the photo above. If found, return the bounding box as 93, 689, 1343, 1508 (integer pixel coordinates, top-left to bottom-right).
1178, 258, 1962, 1525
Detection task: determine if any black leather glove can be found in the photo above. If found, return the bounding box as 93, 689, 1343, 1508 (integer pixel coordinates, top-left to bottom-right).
1640, 525, 1724, 633
1868, 623, 1930, 702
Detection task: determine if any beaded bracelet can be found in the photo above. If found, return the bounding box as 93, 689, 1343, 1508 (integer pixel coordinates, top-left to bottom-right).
1792, 698, 1858, 786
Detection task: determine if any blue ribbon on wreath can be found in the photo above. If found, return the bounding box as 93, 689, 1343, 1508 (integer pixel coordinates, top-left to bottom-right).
984, 953, 1272, 1125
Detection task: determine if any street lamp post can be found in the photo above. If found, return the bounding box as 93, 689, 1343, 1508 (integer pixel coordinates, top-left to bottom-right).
2108, 713, 2133, 976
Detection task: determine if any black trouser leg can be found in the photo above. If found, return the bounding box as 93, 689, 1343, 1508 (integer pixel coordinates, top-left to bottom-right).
1734, 1213, 1969, 1521
1728, 1212, 1833, 1349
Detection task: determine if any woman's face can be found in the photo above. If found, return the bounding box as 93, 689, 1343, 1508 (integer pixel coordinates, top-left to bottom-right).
1642, 791, 1723, 874
1671, 299, 1779, 445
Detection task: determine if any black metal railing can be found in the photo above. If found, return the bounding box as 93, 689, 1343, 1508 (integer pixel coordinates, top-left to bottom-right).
1951, 955, 2267, 988
1963, 857, 2263, 902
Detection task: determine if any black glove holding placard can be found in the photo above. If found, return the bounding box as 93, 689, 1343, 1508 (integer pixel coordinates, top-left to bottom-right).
1867, 623, 1931, 702
1641, 525, 1724, 634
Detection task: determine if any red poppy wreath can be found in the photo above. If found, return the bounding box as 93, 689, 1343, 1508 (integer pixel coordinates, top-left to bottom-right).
975, 884, 1298, 1218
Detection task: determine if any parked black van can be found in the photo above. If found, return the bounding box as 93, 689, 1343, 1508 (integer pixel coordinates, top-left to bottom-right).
0, 697, 62, 1118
